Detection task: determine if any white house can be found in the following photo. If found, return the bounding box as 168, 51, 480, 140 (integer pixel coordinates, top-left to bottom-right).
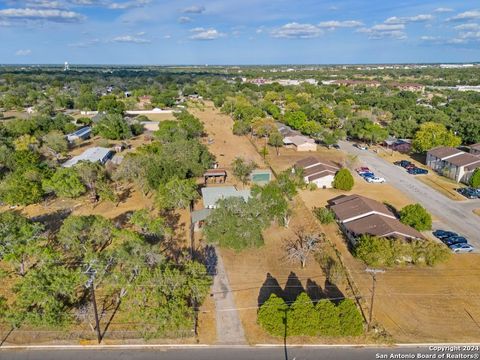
62, 147, 113, 168
283, 135, 317, 152
427, 146, 480, 183
294, 157, 340, 188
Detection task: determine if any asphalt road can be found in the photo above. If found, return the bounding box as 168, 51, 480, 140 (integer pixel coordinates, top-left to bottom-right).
338, 141, 480, 248
1, 345, 479, 360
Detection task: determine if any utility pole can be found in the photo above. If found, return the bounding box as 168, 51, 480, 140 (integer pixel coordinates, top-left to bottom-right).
365, 268, 385, 331
85, 265, 102, 344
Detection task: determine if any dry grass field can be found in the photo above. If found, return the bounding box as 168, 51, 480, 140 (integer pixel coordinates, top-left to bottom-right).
195, 103, 480, 344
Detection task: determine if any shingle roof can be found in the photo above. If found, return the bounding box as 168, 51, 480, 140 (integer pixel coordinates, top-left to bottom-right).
470, 143, 480, 151
427, 146, 463, 160
295, 156, 321, 169
446, 153, 480, 167
344, 214, 424, 239
329, 195, 395, 222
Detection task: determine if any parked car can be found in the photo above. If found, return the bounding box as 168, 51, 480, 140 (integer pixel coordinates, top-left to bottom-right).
449, 243, 475, 253
433, 230, 458, 240
442, 236, 468, 246
356, 167, 370, 174
366, 176, 386, 183
408, 168, 429, 175
355, 144, 368, 150
394, 160, 412, 168
457, 188, 479, 199
360, 172, 375, 178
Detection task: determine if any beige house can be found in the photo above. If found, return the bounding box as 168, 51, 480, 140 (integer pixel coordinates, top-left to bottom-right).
283, 135, 317, 152
426, 146, 480, 183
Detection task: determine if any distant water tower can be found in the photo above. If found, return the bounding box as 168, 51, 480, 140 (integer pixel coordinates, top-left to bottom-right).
64, 61, 70, 71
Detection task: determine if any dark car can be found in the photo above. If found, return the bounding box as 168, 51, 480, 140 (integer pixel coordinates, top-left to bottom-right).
332, 144, 340, 149
433, 230, 458, 240
408, 167, 429, 175
394, 160, 412, 168
442, 236, 468, 246
457, 188, 479, 199
361, 172, 375, 178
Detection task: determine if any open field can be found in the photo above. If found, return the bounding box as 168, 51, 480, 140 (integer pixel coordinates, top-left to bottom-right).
196, 104, 480, 344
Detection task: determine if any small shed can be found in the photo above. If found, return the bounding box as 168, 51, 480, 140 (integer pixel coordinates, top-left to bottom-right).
66, 127, 91, 143
250, 169, 272, 185
204, 169, 227, 184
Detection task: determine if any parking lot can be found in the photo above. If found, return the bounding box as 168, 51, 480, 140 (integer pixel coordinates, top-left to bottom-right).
339, 141, 480, 250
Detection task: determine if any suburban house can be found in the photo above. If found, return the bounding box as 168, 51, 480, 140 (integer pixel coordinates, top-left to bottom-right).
62, 147, 113, 168
201, 186, 251, 209
383, 137, 412, 153
294, 156, 340, 188
426, 146, 480, 183
389, 82, 426, 92
66, 127, 91, 143
469, 143, 480, 156
283, 135, 317, 152
328, 194, 424, 243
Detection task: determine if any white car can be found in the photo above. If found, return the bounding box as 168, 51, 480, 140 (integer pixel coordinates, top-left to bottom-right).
366, 176, 386, 183
355, 144, 368, 150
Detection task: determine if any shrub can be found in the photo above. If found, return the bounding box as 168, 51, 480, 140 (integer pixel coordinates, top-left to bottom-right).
333, 168, 354, 191
257, 294, 288, 337
288, 293, 317, 336
315, 300, 340, 336
470, 168, 480, 189
353, 235, 395, 267
338, 299, 364, 336
313, 207, 335, 224
399, 203, 432, 231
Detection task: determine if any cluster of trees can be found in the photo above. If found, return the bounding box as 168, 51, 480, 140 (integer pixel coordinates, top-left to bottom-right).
353, 235, 450, 267
204, 169, 300, 250
399, 203, 432, 231
0, 211, 211, 337
258, 293, 364, 337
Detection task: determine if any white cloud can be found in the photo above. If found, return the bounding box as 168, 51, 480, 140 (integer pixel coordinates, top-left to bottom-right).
317, 20, 363, 29
181, 5, 205, 14
68, 38, 100, 47
448, 10, 480, 21
112, 34, 150, 43
434, 7, 454, 13
178, 16, 192, 23
107, 0, 149, 10
271, 22, 323, 39
189, 27, 224, 40
15, 49, 32, 56
357, 23, 406, 40
384, 14, 433, 24
454, 23, 480, 31
0, 7, 84, 22
458, 31, 480, 40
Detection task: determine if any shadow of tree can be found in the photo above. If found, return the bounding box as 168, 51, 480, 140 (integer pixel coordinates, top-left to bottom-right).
258, 272, 284, 307
30, 208, 73, 234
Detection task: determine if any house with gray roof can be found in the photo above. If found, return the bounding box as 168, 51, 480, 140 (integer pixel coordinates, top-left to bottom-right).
201, 186, 251, 209
62, 147, 113, 168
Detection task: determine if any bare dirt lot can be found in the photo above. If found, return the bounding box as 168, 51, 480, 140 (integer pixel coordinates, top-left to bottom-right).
196, 104, 480, 344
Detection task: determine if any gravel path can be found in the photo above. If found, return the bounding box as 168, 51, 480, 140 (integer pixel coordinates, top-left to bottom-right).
211, 247, 246, 345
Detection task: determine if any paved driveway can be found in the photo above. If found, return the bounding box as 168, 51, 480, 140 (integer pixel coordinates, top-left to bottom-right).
338, 141, 480, 248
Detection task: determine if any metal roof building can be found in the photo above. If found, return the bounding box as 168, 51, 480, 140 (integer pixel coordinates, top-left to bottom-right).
201, 186, 251, 209
62, 147, 113, 168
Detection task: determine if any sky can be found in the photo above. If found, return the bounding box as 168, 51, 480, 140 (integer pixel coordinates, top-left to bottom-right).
0, 0, 480, 65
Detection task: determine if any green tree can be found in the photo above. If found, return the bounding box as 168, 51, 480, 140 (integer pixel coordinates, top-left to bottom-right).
97, 95, 125, 114
313, 207, 335, 224
333, 168, 354, 191
93, 114, 132, 140
470, 168, 480, 189
400, 203, 432, 231
315, 299, 341, 336
231, 157, 256, 186
257, 294, 288, 337
0, 211, 44, 276
155, 178, 199, 210
129, 209, 166, 238
288, 292, 317, 336
353, 235, 395, 267
412, 122, 462, 153
337, 299, 364, 336
42, 167, 86, 198
268, 130, 283, 156
42, 130, 68, 155
0, 170, 44, 205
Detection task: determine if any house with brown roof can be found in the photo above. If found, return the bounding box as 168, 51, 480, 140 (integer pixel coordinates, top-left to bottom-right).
283, 135, 317, 152
427, 146, 480, 183
469, 143, 480, 156
328, 194, 424, 243
294, 157, 340, 188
